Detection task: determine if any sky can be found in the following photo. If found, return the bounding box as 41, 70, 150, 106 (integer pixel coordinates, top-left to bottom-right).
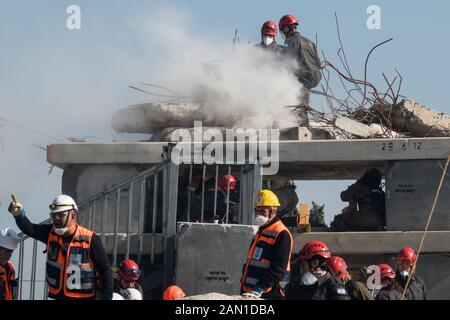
1, 0, 450, 297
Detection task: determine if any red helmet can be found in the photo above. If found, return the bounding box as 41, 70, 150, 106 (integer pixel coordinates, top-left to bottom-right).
397, 247, 417, 265
163, 285, 186, 300
378, 264, 396, 282
328, 256, 348, 280
299, 240, 331, 261
261, 20, 277, 36
279, 14, 299, 32
118, 259, 141, 282
218, 174, 236, 191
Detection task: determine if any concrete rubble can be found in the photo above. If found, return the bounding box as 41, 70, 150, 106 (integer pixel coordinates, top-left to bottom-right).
379, 99, 450, 137
111, 98, 450, 141
180, 293, 262, 300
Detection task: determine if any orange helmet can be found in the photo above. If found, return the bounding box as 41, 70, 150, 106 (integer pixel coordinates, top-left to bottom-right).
163, 285, 186, 300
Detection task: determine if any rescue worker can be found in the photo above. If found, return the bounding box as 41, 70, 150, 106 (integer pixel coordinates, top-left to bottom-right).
279, 14, 322, 108
240, 190, 293, 299
285, 240, 350, 300
114, 259, 144, 298
163, 285, 186, 300
204, 174, 238, 223
395, 247, 427, 300
8, 194, 113, 300
331, 168, 386, 231
327, 256, 373, 300
375, 264, 402, 300
258, 21, 283, 52
0, 228, 19, 300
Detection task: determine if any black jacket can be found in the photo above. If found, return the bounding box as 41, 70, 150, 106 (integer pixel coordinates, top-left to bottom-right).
395, 271, 427, 300
14, 213, 113, 300
375, 285, 402, 300
285, 272, 351, 300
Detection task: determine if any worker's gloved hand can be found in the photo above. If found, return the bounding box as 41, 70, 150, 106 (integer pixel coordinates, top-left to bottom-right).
8, 195, 24, 217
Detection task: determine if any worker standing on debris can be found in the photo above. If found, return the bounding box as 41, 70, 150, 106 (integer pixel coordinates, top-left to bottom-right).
327, 256, 373, 300
374, 264, 402, 300
258, 21, 284, 52
285, 240, 350, 300
395, 247, 427, 300
0, 228, 19, 300
8, 194, 113, 300
240, 190, 293, 299
331, 168, 386, 231
279, 14, 322, 108
114, 259, 144, 298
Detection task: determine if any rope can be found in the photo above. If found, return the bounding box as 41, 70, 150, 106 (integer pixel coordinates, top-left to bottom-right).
400, 152, 450, 300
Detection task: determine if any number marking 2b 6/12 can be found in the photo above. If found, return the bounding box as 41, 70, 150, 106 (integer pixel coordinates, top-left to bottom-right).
382, 142, 422, 152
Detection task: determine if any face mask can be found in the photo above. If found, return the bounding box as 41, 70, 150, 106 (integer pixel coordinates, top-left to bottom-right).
262, 36, 274, 46
400, 271, 409, 278
255, 215, 269, 226
53, 226, 69, 236
301, 271, 318, 286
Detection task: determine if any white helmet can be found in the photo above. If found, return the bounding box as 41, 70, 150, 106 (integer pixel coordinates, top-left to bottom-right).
112, 292, 125, 300
49, 195, 78, 214
0, 228, 19, 251
120, 288, 143, 300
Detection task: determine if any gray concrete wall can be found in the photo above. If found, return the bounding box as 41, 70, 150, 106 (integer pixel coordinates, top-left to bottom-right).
386, 160, 450, 231
175, 223, 257, 295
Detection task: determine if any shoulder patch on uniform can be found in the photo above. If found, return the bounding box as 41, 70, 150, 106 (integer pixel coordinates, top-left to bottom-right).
337, 287, 348, 295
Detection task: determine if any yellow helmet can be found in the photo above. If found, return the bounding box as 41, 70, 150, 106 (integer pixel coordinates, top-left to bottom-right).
254, 190, 281, 207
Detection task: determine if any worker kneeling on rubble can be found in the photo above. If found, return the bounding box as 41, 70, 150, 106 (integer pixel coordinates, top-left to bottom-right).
331, 168, 386, 231
0, 228, 19, 300
285, 241, 350, 300
8, 195, 113, 300
240, 190, 293, 299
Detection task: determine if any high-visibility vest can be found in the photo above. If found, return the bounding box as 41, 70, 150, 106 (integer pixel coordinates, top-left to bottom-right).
0, 261, 16, 300
241, 219, 292, 294
46, 225, 96, 299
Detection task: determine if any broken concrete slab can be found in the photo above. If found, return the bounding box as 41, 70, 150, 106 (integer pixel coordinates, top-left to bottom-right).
384, 99, 450, 137
334, 116, 378, 138
111, 102, 222, 134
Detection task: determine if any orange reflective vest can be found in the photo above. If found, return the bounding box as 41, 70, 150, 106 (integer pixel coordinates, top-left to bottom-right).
46, 225, 96, 299
0, 261, 16, 300
241, 219, 293, 294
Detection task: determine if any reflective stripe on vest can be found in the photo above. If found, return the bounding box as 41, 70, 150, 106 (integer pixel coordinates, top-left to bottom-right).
241, 220, 293, 294
46, 225, 96, 299
0, 261, 15, 300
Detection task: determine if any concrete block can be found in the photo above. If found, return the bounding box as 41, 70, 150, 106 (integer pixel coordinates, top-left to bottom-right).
175, 222, 257, 295
386, 160, 450, 231
334, 116, 378, 138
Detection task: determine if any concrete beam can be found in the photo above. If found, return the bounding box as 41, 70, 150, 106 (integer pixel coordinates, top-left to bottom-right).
47, 142, 167, 168
47, 138, 450, 166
